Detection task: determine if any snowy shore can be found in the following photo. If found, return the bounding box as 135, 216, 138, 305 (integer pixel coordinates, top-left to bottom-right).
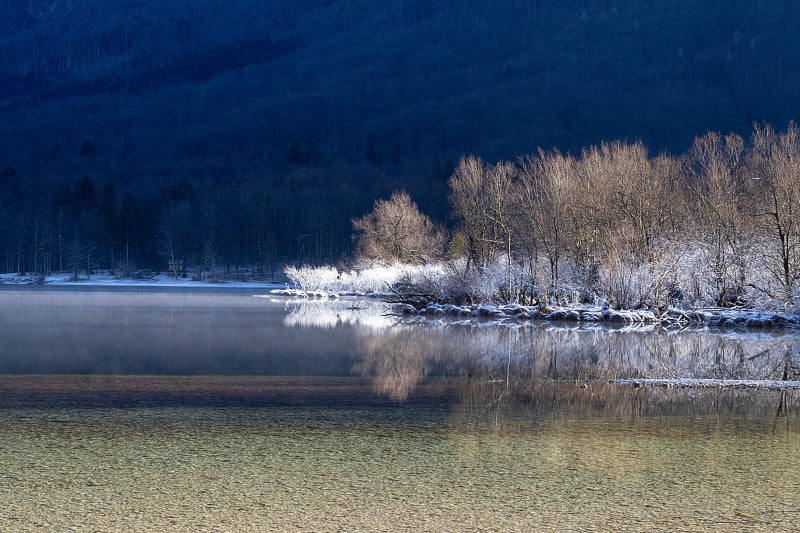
277, 263, 800, 329
612, 378, 800, 391
396, 301, 800, 329
264, 286, 800, 330
5, 271, 799, 330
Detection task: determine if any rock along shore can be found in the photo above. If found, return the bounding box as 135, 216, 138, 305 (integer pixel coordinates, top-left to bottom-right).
397, 302, 800, 329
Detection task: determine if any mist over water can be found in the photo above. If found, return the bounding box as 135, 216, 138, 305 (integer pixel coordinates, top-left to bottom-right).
0, 289, 359, 375
2, 289, 798, 385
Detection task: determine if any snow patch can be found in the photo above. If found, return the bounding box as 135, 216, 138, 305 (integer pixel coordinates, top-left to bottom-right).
267, 288, 339, 299
397, 302, 800, 329
612, 378, 800, 391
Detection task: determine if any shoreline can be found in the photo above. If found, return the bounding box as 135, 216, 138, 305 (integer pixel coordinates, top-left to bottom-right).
265, 289, 800, 330
4, 272, 799, 330
396, 301, 800, 329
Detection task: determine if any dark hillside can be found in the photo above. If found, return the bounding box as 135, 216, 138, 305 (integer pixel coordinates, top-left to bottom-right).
1, 0, 799, 270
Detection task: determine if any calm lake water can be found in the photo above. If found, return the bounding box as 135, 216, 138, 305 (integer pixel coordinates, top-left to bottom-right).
0, 288, 799, 532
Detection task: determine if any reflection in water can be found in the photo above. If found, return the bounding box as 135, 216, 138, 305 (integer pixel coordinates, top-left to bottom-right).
3, 289, 799, 417
281, 297, 396, 330
377, 323, 800, 405
282, 299, 800, 420
353, 326, 432, 401
285, 298, 800, 379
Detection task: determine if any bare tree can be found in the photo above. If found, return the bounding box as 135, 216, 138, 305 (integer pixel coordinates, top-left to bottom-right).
686, 131, 749, 305
747, 122, 800, 299
352, 190, 445, 264
484, 160, 517, 300
448, 156, 503, 268
159, 208, 180, 280
517, 149, 576, 304
65, 235, 95, 281
203, 202, 220, 282
578, 141, 678, 264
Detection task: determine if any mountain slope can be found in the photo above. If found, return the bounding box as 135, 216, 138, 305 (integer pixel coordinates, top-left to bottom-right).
1, 0, 799, 267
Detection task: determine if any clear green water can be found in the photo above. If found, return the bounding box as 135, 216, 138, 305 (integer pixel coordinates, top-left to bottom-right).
0, 377, 798, 532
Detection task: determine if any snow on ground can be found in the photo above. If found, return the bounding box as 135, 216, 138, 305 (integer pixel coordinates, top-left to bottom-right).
10, 266, 793, 330
279, 263, 800, 329
400, 301, 800, 329
266, 288, 340, 299
611, 378, 800, 391
265, 281, 800, 329
0, 272, 284, 289
261, 285, 800, 330
284, 263, 436, 297
266, 287, 395, 299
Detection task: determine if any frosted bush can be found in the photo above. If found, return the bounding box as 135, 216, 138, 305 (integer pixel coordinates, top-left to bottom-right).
285, 262, 447, 295
285, 265, 339, 292
285, 243, 796, 312
671, 239, 791, 309
600, 258, 655, 309
416, 256, 537, 305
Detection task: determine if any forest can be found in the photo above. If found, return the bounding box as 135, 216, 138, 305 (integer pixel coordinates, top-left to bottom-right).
2, 1, 800, 287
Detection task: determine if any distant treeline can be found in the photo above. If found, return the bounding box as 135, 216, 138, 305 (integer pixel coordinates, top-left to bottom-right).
0, 166, 395, 279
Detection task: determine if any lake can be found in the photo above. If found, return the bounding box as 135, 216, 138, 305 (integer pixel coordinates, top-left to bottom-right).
0, 288, 798, 531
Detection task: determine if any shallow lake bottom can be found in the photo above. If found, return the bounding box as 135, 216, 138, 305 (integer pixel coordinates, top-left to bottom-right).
1, 376, 798, 532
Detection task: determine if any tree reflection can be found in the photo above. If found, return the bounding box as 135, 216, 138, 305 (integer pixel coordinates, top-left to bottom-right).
282, 299, 800, 427
353, 325, 434, 401
282, 298, 397, 329
345, 316, 800, 429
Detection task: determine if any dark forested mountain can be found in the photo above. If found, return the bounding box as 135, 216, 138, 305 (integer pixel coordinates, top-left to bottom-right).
1, 0, 799, 273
